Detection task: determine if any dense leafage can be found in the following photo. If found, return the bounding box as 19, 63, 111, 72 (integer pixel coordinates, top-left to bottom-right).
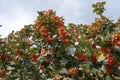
0, 1, 120, 80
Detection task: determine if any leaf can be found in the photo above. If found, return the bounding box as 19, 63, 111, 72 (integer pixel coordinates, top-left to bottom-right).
96, 51, 105, 62
96, 34, 102, 38
105, 75, 114, 80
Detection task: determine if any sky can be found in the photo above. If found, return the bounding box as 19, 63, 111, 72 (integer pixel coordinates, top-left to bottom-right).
0, 0, 120, 38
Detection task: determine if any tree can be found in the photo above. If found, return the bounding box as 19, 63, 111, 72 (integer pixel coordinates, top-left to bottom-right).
0, 1, 120, 80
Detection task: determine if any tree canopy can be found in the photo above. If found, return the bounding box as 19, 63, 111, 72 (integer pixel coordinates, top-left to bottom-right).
0, 1, 120, 80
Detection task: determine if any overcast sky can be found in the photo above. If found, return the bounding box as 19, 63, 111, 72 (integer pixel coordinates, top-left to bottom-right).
0, 0, 120, 37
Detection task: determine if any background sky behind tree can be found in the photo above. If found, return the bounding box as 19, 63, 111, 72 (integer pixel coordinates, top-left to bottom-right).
0, 0, 120, 37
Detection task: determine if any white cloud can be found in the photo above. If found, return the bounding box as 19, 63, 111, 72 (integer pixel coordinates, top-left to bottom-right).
0, 8, 35, 37
0, 0, 120, 37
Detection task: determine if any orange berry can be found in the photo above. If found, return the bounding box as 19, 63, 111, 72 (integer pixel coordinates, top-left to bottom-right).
75, 38, 79, 42
1, 54, 6, 60
0, 69, 5, 78
64, 39, 69, 46
68, 67, 78, 76
76, 53, 88, 61
46, 36, 54, 43
35, 21, 41, 28
32, 55, 38, 62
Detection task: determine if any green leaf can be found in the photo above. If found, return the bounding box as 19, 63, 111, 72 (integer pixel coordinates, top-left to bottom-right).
105, 75, 115, 80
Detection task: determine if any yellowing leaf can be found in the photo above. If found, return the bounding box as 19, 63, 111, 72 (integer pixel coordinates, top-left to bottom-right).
97, 51, 105, 62
96, 34, 102, 38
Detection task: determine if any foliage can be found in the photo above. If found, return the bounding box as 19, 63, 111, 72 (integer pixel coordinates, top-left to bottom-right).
0, 1, 120, 80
